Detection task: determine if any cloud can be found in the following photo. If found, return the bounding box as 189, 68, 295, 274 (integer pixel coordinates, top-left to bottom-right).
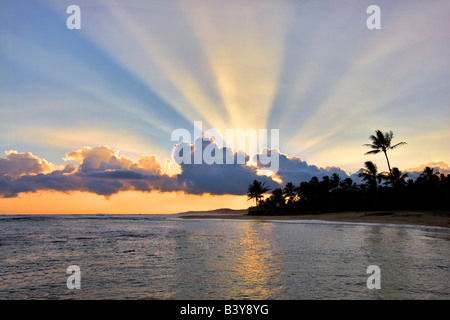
254, 149, 350, 184
0, 147, 175, 198
404, 161, 450, 174
403, 161, 450, 180
175, 138, 277, 195
0, 151, 52, 177
172, 138, 351, 194
65, 146, 137, 173
0, 167, 81, 198
1, 141, 446, 199
0, 140, 352, 198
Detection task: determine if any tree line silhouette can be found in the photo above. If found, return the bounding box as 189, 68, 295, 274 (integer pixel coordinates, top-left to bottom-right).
247, 130, 450, 215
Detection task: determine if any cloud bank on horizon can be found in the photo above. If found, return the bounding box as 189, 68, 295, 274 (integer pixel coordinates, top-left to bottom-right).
1, 140, 448, 199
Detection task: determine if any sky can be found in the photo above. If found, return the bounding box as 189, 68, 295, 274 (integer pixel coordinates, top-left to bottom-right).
1, 0, 449, 214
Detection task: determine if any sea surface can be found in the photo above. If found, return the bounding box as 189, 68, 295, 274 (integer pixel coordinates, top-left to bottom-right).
0, 214, 449, 299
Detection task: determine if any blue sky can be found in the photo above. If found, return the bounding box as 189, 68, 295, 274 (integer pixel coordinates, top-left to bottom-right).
1, 0, 449, 179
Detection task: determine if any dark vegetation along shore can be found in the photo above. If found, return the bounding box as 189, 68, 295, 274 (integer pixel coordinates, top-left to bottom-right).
247, 167, 449, 215
246, 130, 450, 218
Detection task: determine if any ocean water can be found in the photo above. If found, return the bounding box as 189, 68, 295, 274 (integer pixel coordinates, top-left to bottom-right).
0, 214, 448, 300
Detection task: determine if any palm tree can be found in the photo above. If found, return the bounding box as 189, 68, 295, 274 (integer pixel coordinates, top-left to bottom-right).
363, 130, 406, 174
320, 175, 331, 192
419, 166, 440, 182
358, 161, 383, 190
340, 177, 356, 192
330, 173, 341, 190
387, 167, 408, 188
283, 182, 296, 203
247, 180, 270, 207
270, 188, 285, 207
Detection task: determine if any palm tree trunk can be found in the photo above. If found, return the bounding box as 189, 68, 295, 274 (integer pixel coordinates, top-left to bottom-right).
383, 151, 392, 174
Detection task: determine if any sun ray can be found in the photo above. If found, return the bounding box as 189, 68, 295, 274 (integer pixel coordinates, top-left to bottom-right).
81, 3, 231, 131
178, 0, 294, 131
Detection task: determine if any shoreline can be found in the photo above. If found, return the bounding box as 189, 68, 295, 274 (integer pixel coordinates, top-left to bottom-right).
179, 210, 450, 229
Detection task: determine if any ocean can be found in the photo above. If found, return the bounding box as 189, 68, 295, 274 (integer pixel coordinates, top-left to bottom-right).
0, 214, 449, 300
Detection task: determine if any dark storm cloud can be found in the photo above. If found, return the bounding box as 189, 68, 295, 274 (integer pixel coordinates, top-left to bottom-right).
0, 141, 367, 198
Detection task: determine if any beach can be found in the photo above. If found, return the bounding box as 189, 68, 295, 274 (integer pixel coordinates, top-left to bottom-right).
179, 210, 450, 229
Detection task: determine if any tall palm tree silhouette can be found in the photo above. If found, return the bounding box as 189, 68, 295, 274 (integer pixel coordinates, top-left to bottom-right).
247, 180, 270, 207
364, 130, 406, 174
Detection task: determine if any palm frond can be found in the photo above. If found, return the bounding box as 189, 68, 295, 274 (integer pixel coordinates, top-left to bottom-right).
364, 161, 378, 174
368, 135, 378, 143
376, 130, 387, 144
384, 130, 394, 143
364, 150, 380, 155
390, 141, 407, 149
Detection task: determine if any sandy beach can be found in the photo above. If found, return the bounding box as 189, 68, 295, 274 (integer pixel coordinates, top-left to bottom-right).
179, 210, 450, 229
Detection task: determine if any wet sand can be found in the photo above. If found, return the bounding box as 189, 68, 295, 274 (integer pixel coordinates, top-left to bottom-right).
179, 211, 450, 229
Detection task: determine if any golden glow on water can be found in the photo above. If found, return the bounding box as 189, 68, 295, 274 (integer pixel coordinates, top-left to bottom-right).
228, 222, 282, 299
